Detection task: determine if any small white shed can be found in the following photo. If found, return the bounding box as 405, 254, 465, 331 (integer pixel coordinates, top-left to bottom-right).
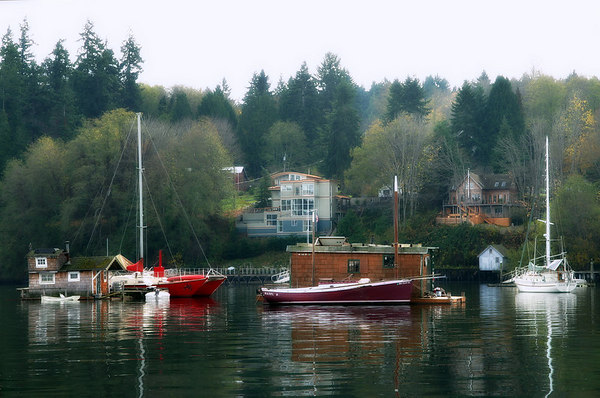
478, 245, 509, 272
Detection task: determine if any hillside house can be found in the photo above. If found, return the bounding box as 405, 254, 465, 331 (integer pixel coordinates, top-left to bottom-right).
22, 244, 131, 298
223, 166, 247, 191
437, 171, 521, 226
236, 171, 341, 237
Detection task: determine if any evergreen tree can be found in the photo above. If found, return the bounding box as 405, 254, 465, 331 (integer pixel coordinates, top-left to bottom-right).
197, 86, 237, 127
384, 77, 430, 123
72, 20, 120, 118
119, 33, 143, 112
316, 53, 352, 114
279, 62, 321, 143
238, 70, 278, 177
169, 88, 193, 122
0, 28, 27, 156
450, 82, 486, 165
322, 79, 360, 180
423, 75, 450, 97
485, 76, 525, 145
41, 40, 78, 139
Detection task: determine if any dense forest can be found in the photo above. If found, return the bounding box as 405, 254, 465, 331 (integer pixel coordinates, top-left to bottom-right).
1, 20, 599, 281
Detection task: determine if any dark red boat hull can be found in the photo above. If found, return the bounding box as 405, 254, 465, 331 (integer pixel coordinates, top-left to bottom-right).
260, 279, 412, 305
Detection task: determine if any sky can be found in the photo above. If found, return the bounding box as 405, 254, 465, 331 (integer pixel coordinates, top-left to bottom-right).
1, 0, 599, 102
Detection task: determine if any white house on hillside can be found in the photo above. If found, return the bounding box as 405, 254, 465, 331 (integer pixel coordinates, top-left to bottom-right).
236, 171, 338, 238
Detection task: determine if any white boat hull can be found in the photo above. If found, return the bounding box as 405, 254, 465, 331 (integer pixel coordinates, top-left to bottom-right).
514, 272, 577, 293
41, 295, 80, 303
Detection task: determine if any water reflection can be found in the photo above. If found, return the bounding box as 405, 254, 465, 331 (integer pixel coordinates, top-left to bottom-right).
259, 304, 467, 396
515, 293, 576, 398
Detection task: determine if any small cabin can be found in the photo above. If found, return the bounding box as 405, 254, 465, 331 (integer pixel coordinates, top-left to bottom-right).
286, 237, 436, 297
478, 245, 509, 272
23, 245, 131, 299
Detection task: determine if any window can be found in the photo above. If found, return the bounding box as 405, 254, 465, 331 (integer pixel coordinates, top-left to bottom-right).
35, 257, 47, 268
302, 183, 314, 196
281, 184, 292, 196
40, 273, 55, 285
292, 198, 314, 216
291, 220, 297, 227
348, 259, 360, 273
495, 257, 500, 264
68, 271, 80, 282
281, 199, 291, 211
277, 221, 283, 233
383, 255, 395, 269
303, 220, 312, 232
266, 214, 277, 226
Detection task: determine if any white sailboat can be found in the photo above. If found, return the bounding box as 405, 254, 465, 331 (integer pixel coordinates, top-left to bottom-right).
513, 136, 577, 293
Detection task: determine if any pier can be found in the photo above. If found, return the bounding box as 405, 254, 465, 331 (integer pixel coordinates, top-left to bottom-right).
170, 267, 289, 285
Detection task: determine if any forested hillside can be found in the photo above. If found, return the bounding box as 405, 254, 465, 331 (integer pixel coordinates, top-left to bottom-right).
1, 20, 599, 281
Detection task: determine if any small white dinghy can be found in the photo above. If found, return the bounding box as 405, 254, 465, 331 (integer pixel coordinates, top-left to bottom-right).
145, 288, 170, 301
41, 294, 80, 303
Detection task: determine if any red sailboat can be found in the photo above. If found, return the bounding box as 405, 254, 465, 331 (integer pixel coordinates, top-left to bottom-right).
110, 114, 224, 298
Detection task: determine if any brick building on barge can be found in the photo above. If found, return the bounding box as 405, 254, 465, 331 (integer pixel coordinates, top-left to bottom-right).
286, 237, 436, 297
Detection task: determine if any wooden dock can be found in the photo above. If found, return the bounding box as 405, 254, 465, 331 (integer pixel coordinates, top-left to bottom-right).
411, 295, 466, 305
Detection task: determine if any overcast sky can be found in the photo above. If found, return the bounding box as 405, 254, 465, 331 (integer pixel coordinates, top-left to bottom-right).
2, 0, 599, 101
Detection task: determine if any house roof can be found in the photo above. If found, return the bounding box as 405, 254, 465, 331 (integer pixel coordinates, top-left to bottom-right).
454, 172, 516, 191
60, 254, 132, 271
27, 248, 63, 257
271, 171, 326, 181
478, 244, 509, 258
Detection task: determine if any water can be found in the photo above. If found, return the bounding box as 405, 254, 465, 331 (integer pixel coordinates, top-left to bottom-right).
1, 283, 598, 397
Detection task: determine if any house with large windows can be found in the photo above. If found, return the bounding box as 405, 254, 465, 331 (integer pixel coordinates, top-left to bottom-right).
236, 171, 340, 237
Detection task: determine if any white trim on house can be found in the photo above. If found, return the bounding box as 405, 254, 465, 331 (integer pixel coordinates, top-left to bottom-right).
68, 271, 80, 282
39, 272, 55, 284
35, 257, 48, 268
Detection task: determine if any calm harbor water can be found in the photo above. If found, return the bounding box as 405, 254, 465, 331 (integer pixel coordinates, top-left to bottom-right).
0, 283, 598, 397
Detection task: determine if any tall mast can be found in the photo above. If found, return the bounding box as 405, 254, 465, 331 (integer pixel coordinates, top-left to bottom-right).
545, 136, 550, 267
394, 176, 399, 278
137, 113, 144, 262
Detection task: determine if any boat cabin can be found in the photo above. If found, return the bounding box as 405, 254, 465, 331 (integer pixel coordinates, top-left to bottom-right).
22, 244, 131, 299
286, 237, 436, 297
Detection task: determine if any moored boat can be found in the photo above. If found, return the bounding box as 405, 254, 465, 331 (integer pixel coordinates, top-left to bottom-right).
157, 274, 208, 297
194, 274, 226, 296
109, 114, 225, 299
260, 278, 413, 305
513, 137, 577, 293
41, 294, 80, 303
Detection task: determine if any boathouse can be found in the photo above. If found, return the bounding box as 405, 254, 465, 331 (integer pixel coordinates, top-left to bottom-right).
23, 245, 131, 298
286, 237, 436, 296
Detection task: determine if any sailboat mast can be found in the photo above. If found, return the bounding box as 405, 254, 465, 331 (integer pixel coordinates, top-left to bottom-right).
545, 136, 550, 267
394, 176, 399, 278
137, 113, 144, 262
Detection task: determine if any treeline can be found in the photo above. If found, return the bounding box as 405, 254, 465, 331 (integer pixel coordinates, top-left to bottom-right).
1, 20, 600, 279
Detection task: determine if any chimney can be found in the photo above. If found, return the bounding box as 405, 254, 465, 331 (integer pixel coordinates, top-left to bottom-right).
65, 241, 70, 264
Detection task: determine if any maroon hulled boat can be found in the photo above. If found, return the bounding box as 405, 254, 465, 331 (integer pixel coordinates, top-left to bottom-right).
259, 278, 413, 305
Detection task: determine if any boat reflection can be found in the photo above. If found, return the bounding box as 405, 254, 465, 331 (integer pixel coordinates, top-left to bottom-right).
26, 297, 219, 345
261, 305, 426, 363
515, 292, 576, 398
